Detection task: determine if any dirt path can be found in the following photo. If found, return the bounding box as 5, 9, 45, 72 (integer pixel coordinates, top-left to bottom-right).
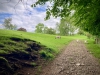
41, 40, 100, 75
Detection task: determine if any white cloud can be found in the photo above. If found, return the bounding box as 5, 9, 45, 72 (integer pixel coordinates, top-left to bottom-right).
0, 24, 4, 29
0, 0, 60, 32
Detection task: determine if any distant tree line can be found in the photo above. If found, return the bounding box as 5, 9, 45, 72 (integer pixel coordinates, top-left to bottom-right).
35, 23, 56, 34
2, 18, 78, 36
35, 18, 77, 36
2, 18, 27, 32
2, 18, 17, 30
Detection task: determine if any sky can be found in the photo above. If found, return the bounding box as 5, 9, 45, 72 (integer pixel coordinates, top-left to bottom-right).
0, 0, 60, 32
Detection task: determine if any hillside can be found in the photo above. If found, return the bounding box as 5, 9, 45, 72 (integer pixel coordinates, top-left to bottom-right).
0, 33, 54, 75
0, 29, 75, 75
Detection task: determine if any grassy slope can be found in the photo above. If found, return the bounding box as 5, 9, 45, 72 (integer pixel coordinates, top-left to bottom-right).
0, 29, 100, 61
0, 29, 83, 54
0, 29, 100, 75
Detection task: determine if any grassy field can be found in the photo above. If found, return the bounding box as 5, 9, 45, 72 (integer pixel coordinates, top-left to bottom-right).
0, 29, 100, 75
0, 29, 86, 54
0, 29, 100, 59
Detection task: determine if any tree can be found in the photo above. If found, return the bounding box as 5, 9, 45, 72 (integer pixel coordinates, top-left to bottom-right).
2, 18, 17, 30
43, 26, 48, 33
69, 25, 77, 35
45, 27, 56, 34
17, 27, 27, 32
86, 33, 92, 39
59, 19, 70, 35
35, 23, 44, 33
35, 23, 56, 34
56, 18, 77, 36
78, 29, 84, 35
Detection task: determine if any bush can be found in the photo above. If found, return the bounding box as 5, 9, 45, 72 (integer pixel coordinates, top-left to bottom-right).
39, 50, 54, 60
17, 27, 27, 32
86, 33, 92, 39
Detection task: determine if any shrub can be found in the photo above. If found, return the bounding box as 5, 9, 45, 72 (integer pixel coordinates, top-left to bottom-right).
86, 33, 92, 39
39, 50, 54, 60
17, 27, 27, 32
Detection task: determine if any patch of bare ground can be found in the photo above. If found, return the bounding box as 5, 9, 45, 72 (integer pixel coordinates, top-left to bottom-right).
40, 40, 100, 75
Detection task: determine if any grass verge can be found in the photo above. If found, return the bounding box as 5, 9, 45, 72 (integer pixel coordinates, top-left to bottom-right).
86, 39, 100, 62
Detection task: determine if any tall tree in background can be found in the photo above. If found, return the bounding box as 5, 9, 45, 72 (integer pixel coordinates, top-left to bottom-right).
78, 29, 84, 35
45, 27, 56, 34
58, 19, 70, 35
35, 23, 56, 34
3, 18, 17, 30
69, 25, 77, 35
43, 26, 48, 33
35, 23, 44, 33
56, 18, 77, 36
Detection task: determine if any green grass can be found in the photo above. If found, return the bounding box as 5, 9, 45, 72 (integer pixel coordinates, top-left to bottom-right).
0, 35, 28, 54
0, 29, 87, 60
0, 29, 100, 61
39, 50, 54, 60
86, 39, 100, 61
0, 29, 77, 54
1, 29, 100, 75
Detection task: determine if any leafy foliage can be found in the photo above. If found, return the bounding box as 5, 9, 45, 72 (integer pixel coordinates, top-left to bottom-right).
17, 27, 27, 32
78, 29, 84, 35
44, 27, 56, 34
33, 0, 100, 36
35, 23, 44, 33
2, 18, 17, 30
35, 23, 56, 34
56, 18, 77, 35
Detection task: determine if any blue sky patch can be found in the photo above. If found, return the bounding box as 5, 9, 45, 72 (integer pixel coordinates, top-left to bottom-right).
24, 10, 33, 16
0, 13, 12, 23
34, 6, 46, 12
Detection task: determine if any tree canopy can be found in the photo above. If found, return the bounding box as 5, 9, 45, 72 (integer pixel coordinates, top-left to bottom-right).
2, 18, 17, 30
33, 0, 100, 36
35, 23, 44, 33
56, 18, 77, 36
35, 23, 56, 34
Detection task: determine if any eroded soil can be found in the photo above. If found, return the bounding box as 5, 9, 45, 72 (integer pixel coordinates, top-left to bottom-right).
0, 37, 48, 75
40, 40, 100, 75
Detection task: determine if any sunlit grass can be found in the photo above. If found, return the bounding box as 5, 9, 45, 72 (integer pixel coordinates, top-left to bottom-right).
86, 39, 100, 61
1, 29, 100, 61
0, 29, 79, 54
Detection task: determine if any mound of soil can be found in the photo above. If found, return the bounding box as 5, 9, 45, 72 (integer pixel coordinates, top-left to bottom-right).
0, 37, 48, 75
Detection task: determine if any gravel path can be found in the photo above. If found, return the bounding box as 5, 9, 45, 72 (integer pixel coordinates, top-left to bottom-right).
41, 40, 100, 75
